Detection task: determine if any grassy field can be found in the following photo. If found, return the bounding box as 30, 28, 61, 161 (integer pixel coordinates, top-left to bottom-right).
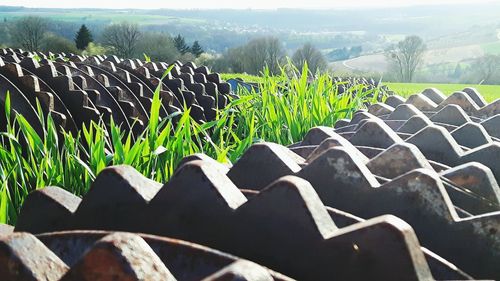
482, 41, 500, 55
220, 73, 266, 83
0, 10, 206, 25
384, 82, 500, 102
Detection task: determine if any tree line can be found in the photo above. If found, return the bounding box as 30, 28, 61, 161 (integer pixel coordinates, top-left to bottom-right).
3, 16, 204, 63
200, 38, 327, 75
3, 16, 329, 76
4, 16, 499, 84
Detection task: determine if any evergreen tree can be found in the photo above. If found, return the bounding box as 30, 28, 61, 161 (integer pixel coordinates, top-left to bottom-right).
74, 24, 93, 50
173, 34, 190, 55
191, 40, 204, 57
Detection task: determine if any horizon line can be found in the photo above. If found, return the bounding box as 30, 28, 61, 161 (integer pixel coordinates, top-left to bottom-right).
0, 1, 497, 11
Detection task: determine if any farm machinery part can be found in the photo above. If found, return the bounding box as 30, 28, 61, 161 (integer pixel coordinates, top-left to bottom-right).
0, 51, 499, 280
0, 48, 235, 137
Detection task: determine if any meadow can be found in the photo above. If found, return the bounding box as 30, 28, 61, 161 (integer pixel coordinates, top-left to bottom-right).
482, 41, 500, 55
220, 73, 267, 83
0, 10, 204, 25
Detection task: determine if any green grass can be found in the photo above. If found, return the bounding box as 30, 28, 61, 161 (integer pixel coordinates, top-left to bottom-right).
0, 63, 379, 225
220, 73, 265, 83
384, 82, 500, 102
0, 11, 206, 25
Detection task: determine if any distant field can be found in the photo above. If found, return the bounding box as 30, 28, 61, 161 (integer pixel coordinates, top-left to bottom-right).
221, 73, 265, 83
482, 41, 500, 55
0, 10, 205, 25
384, 82, 500, 102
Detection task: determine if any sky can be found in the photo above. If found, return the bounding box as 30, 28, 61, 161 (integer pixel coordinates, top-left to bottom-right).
0, 0, 495, 9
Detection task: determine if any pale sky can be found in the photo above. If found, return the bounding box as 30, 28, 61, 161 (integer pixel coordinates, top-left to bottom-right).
0, 0, 495, 9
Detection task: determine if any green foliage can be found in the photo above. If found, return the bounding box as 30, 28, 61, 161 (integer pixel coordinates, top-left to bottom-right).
11, 16, 48, 51
195, 53, 218, 69
32, 54, 42, 62
0, 62, 380, 224
220, 73, 265, 83
138, 33, 180, 62
178, 52, 196, 64
74, 24, 93, 50
191, 41, 204, 57
82, 42, 109, 56
173, 34, 190, 55
41, 33, 79, 54
209, 37, 285, 75
100, 22, 142, 58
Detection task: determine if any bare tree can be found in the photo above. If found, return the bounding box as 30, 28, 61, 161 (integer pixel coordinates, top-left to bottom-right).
208, 37, 284, 74
473, 54, 500, 84
242, 37, 285, 75
11, 16, 48, 51
137, 32, 180, 62
225, 47, 246, 73
386, 35, 426, 82
101, 22, 142, 58
292, 43, 327, 74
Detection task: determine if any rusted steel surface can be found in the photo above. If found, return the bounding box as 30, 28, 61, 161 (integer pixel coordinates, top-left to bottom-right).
59, 232, 177, 280
0, 60, 79, 133
14, 164, 475, 280
0, 48, 234, 135
0, 231, 292, 281
0, 224, 14, 235
0, 68, 44, 135
0, 232, 69, 281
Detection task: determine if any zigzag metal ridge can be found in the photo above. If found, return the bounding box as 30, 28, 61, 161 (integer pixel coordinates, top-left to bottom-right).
0, 230, 293, 281
345, 106, 499, 145
9, 81, 499, 278
0, 60, 79, 133
225, 141, 499, 278
331, 111, 500, 184
6, 163, 472, 280
10, 162, 474, 280
0, 48, 234, 136
382, 88, 499, 119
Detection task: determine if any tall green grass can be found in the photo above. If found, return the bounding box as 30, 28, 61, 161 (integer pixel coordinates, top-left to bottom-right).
0, 63, 382, 224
